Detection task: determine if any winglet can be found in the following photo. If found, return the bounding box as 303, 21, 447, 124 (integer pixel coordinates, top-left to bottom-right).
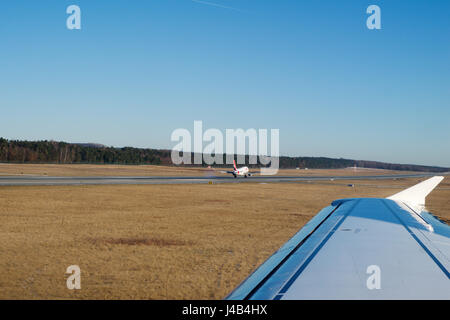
387, 176, 444, 211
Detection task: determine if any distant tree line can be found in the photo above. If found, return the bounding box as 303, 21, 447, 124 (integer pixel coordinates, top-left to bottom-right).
277, 156, 448, 173
0, 138, 448, 172
0, 138, 167, 165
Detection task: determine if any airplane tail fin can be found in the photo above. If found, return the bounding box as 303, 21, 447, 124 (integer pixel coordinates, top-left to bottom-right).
233, 160, 237, 171
387, 176, 444, 211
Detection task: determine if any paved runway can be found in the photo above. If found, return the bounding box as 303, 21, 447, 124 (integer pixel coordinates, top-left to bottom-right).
0, 173, 447, 186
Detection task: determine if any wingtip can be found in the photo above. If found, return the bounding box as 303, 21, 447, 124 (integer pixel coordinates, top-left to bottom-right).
387, 176, 444, 210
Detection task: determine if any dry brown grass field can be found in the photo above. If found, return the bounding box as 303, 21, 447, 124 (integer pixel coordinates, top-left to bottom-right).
0, 163, 417, 177
0, 176, 448, 299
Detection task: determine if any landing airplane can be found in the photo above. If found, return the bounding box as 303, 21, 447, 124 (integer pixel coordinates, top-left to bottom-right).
226, 160, 254, 178
227, 176, 450, 299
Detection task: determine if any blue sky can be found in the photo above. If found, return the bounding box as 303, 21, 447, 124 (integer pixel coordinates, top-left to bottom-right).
0, 0, 449, 166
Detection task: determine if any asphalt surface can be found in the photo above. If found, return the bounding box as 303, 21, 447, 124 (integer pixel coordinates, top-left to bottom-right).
0, 173, 447, 186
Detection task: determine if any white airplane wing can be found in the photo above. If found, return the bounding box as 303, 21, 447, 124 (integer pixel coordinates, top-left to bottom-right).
227, 176, 450, 300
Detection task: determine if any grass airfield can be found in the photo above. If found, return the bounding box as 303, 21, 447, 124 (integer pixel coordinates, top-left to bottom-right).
0, 164, 448, 299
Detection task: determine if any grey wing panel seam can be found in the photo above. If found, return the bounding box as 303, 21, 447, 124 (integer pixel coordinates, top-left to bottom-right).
400, 201, 450, 266
241, 204, 342, 300
382, 200, 450, 279
271, 199, 361, 300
